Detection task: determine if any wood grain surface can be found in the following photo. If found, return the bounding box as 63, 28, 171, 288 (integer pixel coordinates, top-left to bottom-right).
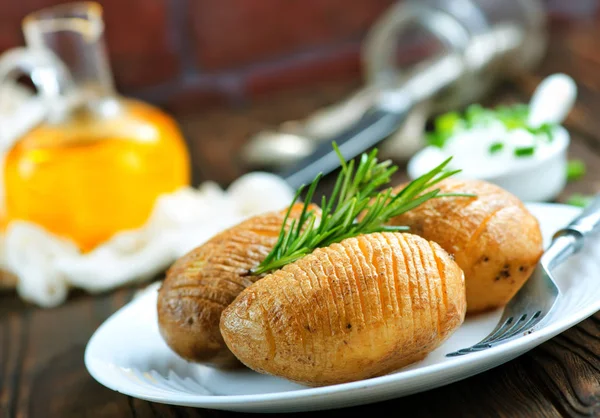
1, 20, 600, 418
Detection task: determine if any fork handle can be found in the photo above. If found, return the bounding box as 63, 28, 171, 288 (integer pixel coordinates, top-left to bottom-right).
553, 194, 600, 252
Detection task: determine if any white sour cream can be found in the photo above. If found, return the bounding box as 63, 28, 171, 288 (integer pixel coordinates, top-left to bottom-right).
408, 125, 570, 202
410, 122, 568, 181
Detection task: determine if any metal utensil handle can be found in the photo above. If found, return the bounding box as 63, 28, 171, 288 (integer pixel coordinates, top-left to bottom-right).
279, 107, 408, 190
539, 195, 600, 270
553, 194, 600, 251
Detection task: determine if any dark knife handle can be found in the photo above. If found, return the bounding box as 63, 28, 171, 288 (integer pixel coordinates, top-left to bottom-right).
279, 107, 409, 190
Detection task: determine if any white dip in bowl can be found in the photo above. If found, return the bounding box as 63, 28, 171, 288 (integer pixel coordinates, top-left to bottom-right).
408, 123, 569, 202
408, 74, 577, 202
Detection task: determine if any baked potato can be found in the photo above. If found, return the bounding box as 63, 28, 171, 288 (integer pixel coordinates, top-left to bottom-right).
385, 178, 543, 313
157, 203, 315, 367
220, 232, 466, 386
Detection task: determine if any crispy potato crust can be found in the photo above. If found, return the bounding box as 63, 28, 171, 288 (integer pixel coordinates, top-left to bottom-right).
386, 179, 543, 313
157, 203, 310, 367
220, 232, 466, 386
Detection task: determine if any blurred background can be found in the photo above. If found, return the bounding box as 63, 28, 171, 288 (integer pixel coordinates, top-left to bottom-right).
1, 0, 597, 187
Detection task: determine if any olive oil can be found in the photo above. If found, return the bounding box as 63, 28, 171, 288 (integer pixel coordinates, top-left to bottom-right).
4, 99, 190, 251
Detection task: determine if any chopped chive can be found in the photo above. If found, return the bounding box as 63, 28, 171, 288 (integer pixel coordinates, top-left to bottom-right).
514, 146, 535, 157
528, 123, 554, 141
566, 159, 586, 181
489, 142, 504, 154
435, 111, 461, 135
427, 103, 558, 150
426, 132, 447, 148
465, 104, 498, 128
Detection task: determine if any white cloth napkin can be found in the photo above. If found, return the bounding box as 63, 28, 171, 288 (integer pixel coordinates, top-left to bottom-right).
1, 172, 294, 307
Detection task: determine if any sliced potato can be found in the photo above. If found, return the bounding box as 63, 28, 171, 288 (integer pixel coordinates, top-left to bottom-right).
220, 232, 466, 386
386, 178, 543, 313
157, 203, 314, 367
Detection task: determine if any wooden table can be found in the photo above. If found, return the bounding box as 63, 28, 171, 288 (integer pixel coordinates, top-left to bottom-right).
1, 20, 599, 418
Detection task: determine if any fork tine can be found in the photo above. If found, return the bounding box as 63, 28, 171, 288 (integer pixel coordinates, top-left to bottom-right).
489, 311, 542, 343
446, 349, 478, 357
472, 314, 529, 348
473, 317, 514, 346
446, 311, 545, 356
445, 319, 515, 357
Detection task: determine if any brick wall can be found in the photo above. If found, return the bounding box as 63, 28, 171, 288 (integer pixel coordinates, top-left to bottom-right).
0, 0, 596, 111
0, 0, 394, 110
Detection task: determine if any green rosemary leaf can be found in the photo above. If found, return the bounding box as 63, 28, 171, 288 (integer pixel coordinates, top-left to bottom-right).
384, 189, 441, 218
287, 214, 316, 253
398, 158, 452, 201
262, 186, 303, 265
278, 218, 296, 257
424, 167, 461, 187
339, 159, 353, 204
298, 172, 321, 223
437, 193, 477, 198
333, 142, 347, 171
251, 144, 461, 275
379, 225, 411, 232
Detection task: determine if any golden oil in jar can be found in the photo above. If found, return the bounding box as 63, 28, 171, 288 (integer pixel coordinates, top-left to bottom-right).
4, 99, 190, 251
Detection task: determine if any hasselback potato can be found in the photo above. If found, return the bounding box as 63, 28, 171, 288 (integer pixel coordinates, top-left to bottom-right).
386, 179, 543, 313
220, 232, 466, 386
157, 203, 314, 367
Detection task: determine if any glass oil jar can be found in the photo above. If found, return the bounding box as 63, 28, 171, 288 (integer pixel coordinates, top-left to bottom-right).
0, 2, 190, 251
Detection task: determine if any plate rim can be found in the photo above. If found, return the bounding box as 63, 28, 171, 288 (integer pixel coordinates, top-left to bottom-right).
84, 203, 599, 409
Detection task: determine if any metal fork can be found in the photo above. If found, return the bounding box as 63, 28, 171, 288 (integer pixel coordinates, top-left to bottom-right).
447, 195, 600, 357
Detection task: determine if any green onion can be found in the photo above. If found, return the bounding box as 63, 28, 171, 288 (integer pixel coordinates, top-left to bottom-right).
566, 159, 586, 181
427, 103, 556, 150
496, 104, 529, 130
435, 112, 462, 135
426, 132, 447, 149
514, 146, 535, 157
465, 104, 486, 125
528, 123, 554, 142
489, 142, 504, 154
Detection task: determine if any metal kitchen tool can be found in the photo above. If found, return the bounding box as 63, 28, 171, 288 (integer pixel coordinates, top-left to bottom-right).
242, 0, 548, 188
447, 194, 600, 356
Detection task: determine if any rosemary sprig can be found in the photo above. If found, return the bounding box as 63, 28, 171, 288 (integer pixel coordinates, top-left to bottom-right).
252, 145, 465, 275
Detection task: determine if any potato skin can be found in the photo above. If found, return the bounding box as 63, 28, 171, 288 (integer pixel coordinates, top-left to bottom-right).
157, 203, 311, 368
386, 179, 543, 314
220, 232, 466, 386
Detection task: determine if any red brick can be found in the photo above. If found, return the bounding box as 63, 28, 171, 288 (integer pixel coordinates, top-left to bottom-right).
190, 0, 395, 70
110, 55, 178, 92
0, 0, 179, 91
161, 83, 230, 114
0, 0, 59, 51
96, 0, 180, 90
244, 44, 361, 98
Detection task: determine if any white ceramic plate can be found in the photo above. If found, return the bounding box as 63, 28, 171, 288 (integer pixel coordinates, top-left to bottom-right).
85, 203, 600, 413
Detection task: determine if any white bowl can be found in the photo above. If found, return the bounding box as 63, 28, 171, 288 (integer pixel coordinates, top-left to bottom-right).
407, 126, 570, 202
